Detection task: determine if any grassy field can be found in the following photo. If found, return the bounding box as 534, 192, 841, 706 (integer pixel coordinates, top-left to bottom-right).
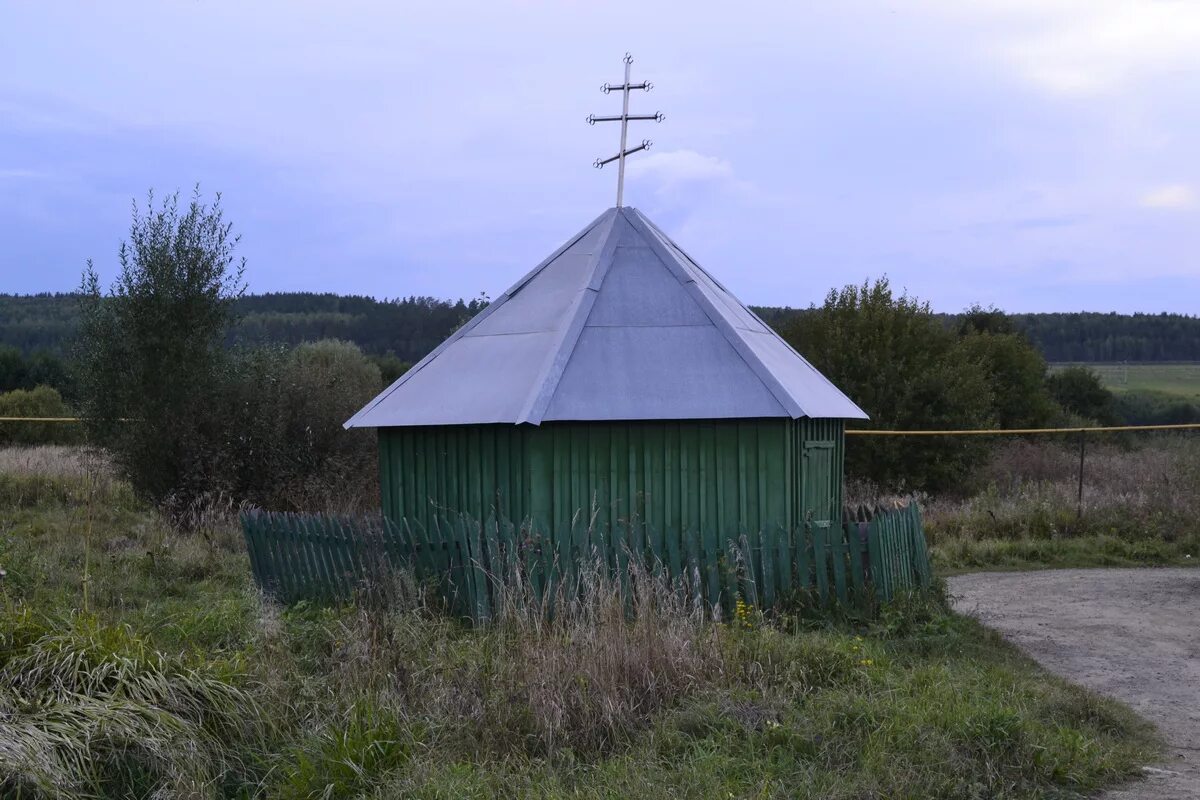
873, 435, 1200, 573
0, 445, 1164, 799
1051, 361, 1200, 401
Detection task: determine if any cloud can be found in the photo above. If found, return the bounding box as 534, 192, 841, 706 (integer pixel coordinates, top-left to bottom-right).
935, 0, 1200, 95
1140, 184, 1195, 209
0, 168, 51, 181
626, 149, 734, 190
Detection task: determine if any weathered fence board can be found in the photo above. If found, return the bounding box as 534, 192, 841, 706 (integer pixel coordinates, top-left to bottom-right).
240, 500, 933, 619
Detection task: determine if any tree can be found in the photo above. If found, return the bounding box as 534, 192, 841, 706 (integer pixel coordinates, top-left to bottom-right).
74, 189, 245, 518
219, 340, 382, 511
956, 304, 1017, 337
0, 345, 28, 392
0, 386, 80, 446
1046, 366, 1117, 425
955, 330, 1055, 429
782, 278, 994, 490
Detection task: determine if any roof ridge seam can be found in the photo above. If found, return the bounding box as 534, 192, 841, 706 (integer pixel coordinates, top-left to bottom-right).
344, 208, 614, 429
644, 214, 860, 410
514, 211, 625, 425
624, 209, 807, 418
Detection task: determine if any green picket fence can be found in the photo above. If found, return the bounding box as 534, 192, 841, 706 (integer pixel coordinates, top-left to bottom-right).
240, 502, 932, 619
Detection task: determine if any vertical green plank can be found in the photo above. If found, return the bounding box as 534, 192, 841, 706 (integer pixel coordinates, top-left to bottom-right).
291, 515, 317, 600
877, 511, 892, 602
550, 425, 569, 561
588, 425, 604, 537
499, 517, 517, 601
889, 509, 907, 594
319, 520, 348, 599
259, 514, 283, 600
333, 515, 359, 600
377, 434, 392, 519
831, 531, 848, 605
529, 426, 553, 585
811, 521, 829, 604
628, 424, 645, 570
873, 515, 892, 604
795, 521, 811, 592
260, 514, 284, 602
467, 517, 489, 621
341, 515, 367, 598
407, 516, 432, 581
290, 514, 313, 602
665, 423, 682, 579
700, 424, 721, 608
912, 503, 932, 586
847, 519, 866, 603
274, 514, 301, 603
318, 516, 345, 600
739, 534, 759, 609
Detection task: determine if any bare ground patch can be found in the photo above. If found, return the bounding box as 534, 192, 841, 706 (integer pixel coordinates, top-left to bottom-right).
950, 568, 1200, 799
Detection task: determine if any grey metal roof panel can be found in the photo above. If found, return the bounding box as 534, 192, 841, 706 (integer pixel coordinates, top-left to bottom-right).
739, 330, 869, 419
542, 325, 788, 421
350, 330, 554, 426
343, 209, 617, 429
346, 205, 867, 428
586, 245, 711, 327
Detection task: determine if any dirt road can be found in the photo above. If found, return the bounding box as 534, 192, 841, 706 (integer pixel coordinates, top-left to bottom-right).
949, 568, 1200, 800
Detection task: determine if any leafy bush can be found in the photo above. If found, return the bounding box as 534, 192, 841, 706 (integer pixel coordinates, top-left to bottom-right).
1114, 390, 1200, 425
0, 346, 70, 395
783, 278, 995, 490
0, 386, 81, 446
223, 339, 382, 511
74, 188, 246, 521
1046, 366, 1118, 425
72, 190, 382, 521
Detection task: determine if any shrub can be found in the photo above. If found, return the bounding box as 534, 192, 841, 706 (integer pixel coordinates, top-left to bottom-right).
1046, 366, 1118, 425
783, 278, 995, 490
223, 339, 381, 511
0, 386, 81, 446
74, 188, 246, 521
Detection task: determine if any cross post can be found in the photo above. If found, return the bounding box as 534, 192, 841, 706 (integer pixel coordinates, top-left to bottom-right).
589, 54, 663, 207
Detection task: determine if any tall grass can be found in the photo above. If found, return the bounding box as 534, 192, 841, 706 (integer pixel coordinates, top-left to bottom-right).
0, 612, 262, 799
0, 445, 1165, 798
850, 434, 1200, 571
0, 445, 134, 510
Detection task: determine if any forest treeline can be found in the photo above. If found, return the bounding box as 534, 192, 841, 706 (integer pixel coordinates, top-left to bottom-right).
3, 292, 1197, 363
0, 292, 485, 363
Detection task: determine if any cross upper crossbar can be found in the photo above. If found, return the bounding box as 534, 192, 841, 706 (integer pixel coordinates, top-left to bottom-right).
589, 54, 664, 207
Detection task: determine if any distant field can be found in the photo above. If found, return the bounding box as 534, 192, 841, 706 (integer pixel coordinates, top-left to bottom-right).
1051, 362, 1200, 401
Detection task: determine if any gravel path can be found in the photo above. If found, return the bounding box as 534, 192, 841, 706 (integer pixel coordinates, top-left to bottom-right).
949, 568, 1200, 800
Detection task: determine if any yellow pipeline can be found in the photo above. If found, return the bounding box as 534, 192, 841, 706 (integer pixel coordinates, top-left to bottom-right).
2, 418, 1200, 436
846, 423, 1200, 436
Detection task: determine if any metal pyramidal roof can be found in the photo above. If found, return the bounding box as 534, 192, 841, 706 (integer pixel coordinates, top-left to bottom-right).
345, 207, 868, 428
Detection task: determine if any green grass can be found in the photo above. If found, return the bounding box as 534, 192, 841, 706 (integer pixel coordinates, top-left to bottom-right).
0, 448, 1162, 799
1051, 361, 1200, 401
903, 436, 1200, 574
933, 533, 1199, 575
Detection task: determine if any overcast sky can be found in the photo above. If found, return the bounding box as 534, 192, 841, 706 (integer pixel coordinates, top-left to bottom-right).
2, 1, 1198, 313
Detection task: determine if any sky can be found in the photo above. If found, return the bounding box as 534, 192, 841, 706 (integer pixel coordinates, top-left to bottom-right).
1, 1, 1198, 313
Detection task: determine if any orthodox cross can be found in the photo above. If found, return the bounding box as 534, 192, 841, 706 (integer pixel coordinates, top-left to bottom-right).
588, 53, 664, 207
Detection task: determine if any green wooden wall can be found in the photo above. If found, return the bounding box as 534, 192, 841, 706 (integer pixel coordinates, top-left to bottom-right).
378, 418, 845, 547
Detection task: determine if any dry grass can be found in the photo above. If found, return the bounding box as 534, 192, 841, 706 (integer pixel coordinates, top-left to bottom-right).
0, 443, 1169, 798
850, 435, 1200, 571
0, 445, 111, 481
0, 445, 132, 510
